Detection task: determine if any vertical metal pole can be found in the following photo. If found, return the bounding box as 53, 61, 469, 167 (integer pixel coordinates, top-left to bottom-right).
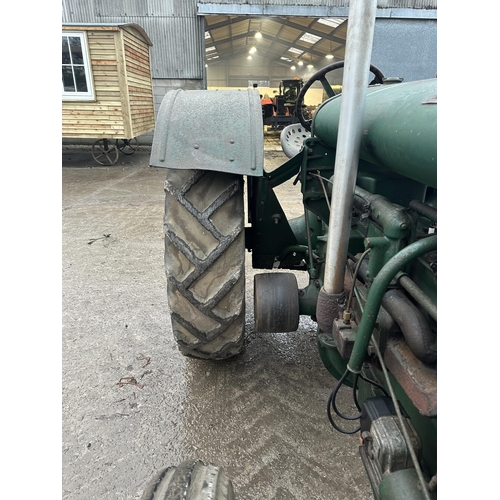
323, 0, 378, 295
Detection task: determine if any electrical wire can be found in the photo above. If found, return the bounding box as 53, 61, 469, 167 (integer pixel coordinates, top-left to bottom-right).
327, 369, 361, 434
346, 248, 370, 313
312, 171, 331, 212
328, 365, 392, 431
353, 374, 362, 411
359, 372, 390, 398
370, 338, 433, 500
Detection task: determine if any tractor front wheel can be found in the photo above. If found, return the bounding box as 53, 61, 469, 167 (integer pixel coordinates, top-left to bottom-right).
140, 460, 235, 500
164, 169, 246, 360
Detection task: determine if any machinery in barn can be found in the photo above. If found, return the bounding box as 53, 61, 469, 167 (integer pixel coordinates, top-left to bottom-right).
144, 1, 437, 498
263, 77, 313, 130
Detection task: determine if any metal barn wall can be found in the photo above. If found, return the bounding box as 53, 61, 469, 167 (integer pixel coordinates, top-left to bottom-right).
372, 18, 437, 81
198, 0, 436, 4
197, 0, 437, 16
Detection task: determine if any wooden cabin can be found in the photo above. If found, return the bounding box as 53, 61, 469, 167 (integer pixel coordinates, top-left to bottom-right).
62, 23, 155, 140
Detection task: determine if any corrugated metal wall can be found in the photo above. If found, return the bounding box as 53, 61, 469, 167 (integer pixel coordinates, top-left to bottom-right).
62, 0, 437, 82
62, 0, 205, 80
197, 0, 437, 7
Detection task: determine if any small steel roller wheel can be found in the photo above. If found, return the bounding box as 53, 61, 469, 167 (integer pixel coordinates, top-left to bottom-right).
116, 137, 139, 155
91, 139, 119, 165
140, 459, 235, 500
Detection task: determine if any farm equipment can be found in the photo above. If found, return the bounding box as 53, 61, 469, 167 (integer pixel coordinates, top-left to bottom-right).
146, 1, 436, 498
264, 77, 309, 130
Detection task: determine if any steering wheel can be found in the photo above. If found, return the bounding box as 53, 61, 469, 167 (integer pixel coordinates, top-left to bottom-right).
296, 61, 385, 131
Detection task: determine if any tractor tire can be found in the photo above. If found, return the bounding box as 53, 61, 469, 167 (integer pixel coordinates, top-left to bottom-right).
141, 459, 235, 500
164, 168, 245, 360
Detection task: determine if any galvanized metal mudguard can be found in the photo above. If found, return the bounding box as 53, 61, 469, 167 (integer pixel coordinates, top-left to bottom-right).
150, 89, 264, 176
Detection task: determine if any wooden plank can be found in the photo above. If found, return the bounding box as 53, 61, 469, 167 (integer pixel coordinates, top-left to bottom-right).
124, 44, 149, 60
124, 45, 149, 60
62, 113, 123, 122
62, 106, 122, 116
126, 74, 151, 85
122, 30, 149, 50
91, 60, 118, 66
93, 94, 122, 101
63, 116, 124, 123
93, 76, 120, 85
132, 127, 155, 136
115, 30, 133, 139
93, 75, 120, 83
62, 102, 122, 107
62, 125, 124, 132
124, 62, 151, 76
126, 75, 152, 86
88, 41, 115, 49
128, 96, 154, 104
128, 85, 153, 93
130, 112, 154, 119
94, 86, 121, 92
131, 113, 155, 121
64, 26, 119, 32
128, 82, 153, 89
63, 124, 125, 132
125, 68, 152, 78
130, 113, 155, 120
123, 35, 145, 52
90, 51, 117, 59
125, 51, 149, 66
130, 110, 155, 118
130, 109, 153, 115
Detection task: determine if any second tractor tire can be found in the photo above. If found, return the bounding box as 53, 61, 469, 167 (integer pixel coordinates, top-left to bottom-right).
140, 459, 235, 500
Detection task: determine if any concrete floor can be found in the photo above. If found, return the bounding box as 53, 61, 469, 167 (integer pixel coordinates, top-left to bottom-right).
62, 134, 373, 499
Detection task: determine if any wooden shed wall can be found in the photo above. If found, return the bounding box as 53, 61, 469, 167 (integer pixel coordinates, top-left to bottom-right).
62, 28, 125, 139
62, 26, 154, 139
122, 28, 155, 137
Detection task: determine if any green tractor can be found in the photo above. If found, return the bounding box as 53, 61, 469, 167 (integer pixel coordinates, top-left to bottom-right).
145, 4, 436, 499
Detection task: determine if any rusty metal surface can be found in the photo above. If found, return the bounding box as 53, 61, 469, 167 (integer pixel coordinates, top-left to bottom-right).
384, 338, 437, 417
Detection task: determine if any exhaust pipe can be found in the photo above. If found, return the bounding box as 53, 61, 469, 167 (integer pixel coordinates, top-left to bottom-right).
316, 0, 378, 332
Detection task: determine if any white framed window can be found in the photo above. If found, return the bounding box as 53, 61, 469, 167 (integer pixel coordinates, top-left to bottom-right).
62, 31, 94, 100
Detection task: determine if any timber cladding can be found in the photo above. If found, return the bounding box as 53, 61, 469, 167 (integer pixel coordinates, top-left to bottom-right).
62, 24, 155, 140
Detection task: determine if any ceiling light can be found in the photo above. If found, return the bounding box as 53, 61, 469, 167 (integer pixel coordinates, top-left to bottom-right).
249, 47, 257, 54
255, 31, 262, 39
307, 64, 314, 69
298, 61, 304, 66
326, 54, 334, 59
247, 55, 253, 60
291, 65, 296, 70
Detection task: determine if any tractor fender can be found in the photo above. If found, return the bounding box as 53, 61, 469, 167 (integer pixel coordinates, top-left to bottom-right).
150, 88, 264, 176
